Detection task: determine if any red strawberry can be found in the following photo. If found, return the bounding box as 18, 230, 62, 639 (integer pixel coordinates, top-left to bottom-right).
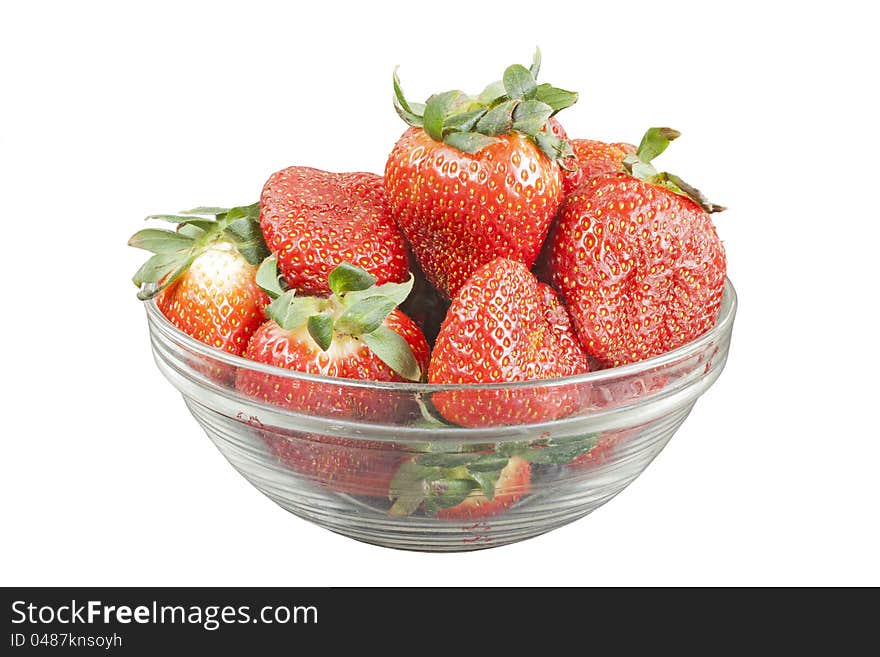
262, 430, 403, 497
235, 262, 429, 496
428, 258, 589, 427
130, 204, 269, 356
566, 139, 636, 189
544, 128, 726, 368
384, 51, 578, 298
235, 261, 430, 419
259, 167, 409, 295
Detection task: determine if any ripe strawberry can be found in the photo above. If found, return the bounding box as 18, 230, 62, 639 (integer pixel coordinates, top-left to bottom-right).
568, 139, 636, 189
235, 261, 430, 419
259, 167, 409, 295
262, 430, 403, 497
385, 50, 578, 298
428, 258, 589, 427
129, 204, 269, 356
543, 128, 726, 368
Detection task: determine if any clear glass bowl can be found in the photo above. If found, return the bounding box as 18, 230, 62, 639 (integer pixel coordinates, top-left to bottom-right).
145, 279, 737, 551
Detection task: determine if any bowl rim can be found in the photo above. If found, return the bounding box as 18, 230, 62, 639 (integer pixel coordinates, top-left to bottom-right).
145, 278, 737, 392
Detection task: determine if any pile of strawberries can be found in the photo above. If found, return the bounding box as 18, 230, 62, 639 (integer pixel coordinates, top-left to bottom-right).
131, 51, 726, 520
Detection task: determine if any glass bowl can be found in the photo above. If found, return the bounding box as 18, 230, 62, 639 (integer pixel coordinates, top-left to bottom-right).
145, 279, 737, 552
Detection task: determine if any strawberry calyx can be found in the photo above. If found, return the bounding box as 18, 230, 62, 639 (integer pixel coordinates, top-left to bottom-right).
622, 127, 726, 213
393, 48, 578, 165
257, 258, 422, 382
129, 203, 268, 300
389, 433, 598, 516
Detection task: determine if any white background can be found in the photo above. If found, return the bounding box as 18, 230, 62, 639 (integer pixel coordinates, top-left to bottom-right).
2, 1, 878, 586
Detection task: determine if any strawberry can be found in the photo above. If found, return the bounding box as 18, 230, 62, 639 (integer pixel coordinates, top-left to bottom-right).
543, 128, 727, 368
387, 430, 603, 519
234, 261, 428, 496
261, 430, 403, 497
428, 258, 589, 427
259, 167, 409, 295
129, 204, 269, 356
235, 261, 430, 419
384, 50, 578, 298
564, 138, 636, 192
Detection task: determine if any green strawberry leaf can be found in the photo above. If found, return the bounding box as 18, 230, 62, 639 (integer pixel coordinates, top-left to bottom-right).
468, 453, 511, 472
360, 326, 421, 382
520, 434, 598, 465
636, 127, 681, 164
512, 99, 553, 136
342, 275, 414, 308
132, 251, 189, 286
533, 132, 576, 166
468, 470, 499, 501
476, 79, 506, 106
418, 452, 484, 468
328, 262, 377, 298
502, 64, 536, 100
307, 311, 334, 351
423, 478, 475, 514
443, 107, 488, 134
529, 47, 542, 80
256, 254, 286, 299
423, 90, 471, 142
224, 216, 269, 265
497, 440, 536, 457
476, 99, 518, 136
133, 251, 196, 300
266, 291, 322, 331
389, 461, 432, 516
535, 84, 578, 114
443, 132, 500, 154
335, 296, 398, 336
624, 154, 657, 180
128, 228, 194, 254
145, 216, 223, 232
177, 223, 207, 239
392, 68, 425, 127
